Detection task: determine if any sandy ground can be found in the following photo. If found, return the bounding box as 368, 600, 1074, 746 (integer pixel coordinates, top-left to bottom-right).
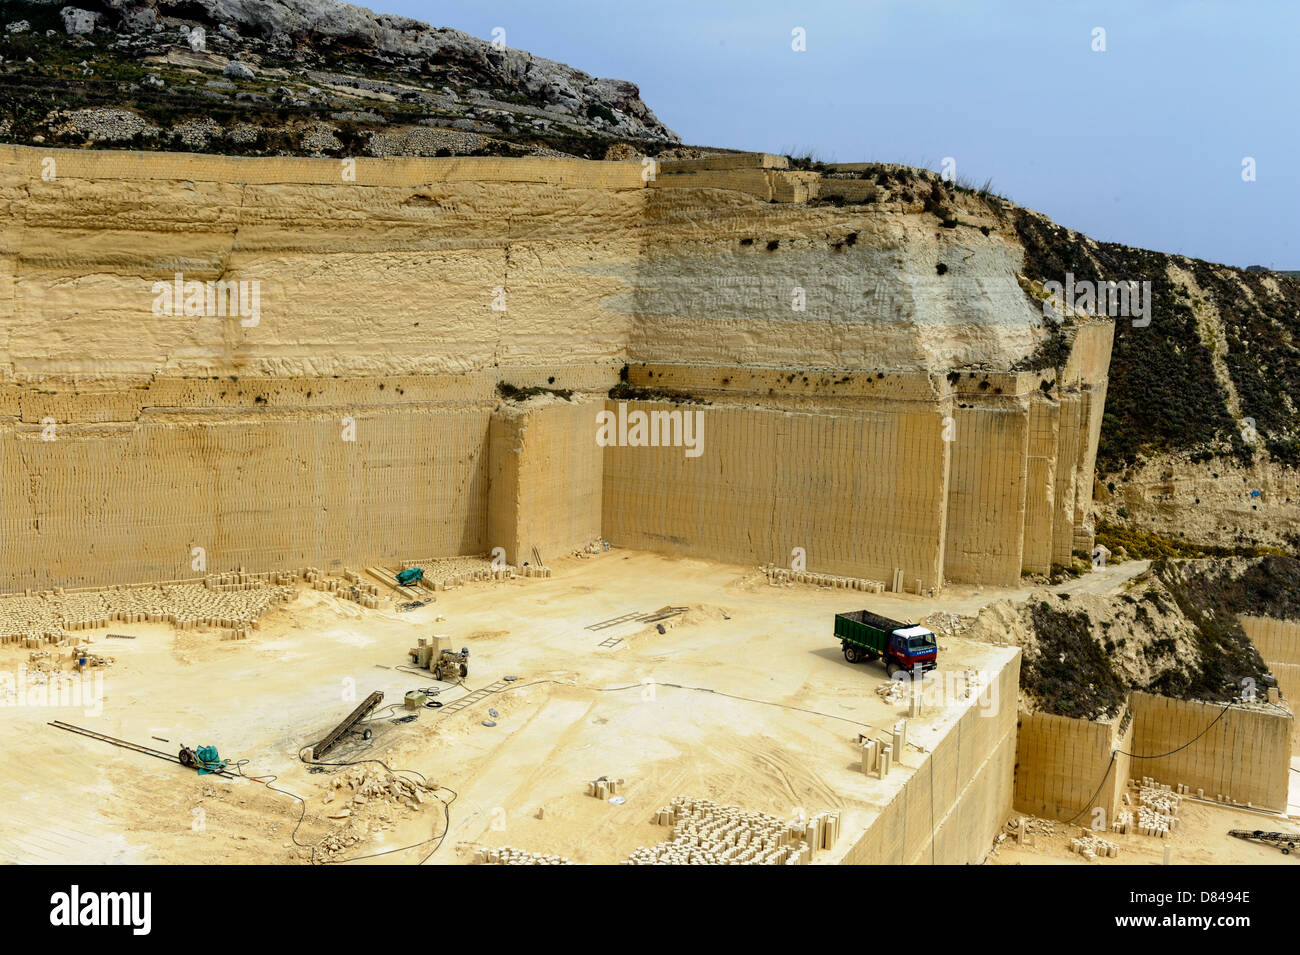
0, 551, 1230, 866
990, 793, 1299, 866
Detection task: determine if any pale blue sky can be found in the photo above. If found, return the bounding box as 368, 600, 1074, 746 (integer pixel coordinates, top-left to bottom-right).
383, 0, 1297, 268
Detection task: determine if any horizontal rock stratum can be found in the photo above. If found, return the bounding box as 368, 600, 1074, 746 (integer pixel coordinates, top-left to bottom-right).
0, 146, 1111, 595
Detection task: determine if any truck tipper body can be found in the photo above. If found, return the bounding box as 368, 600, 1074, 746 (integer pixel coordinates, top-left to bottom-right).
834, 609, 938, 676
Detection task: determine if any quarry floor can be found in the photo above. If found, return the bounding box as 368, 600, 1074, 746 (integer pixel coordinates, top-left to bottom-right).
4, 549, 1289, 866
989, 781, 1300, 866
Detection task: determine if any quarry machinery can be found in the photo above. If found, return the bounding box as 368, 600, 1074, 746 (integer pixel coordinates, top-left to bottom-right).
835, 610, 938, 676
178, 744, 227, 774
396, 567, 424, 587
310, 690, 385, 760
409, 636, 470, 682
1229, 829, 1298, 855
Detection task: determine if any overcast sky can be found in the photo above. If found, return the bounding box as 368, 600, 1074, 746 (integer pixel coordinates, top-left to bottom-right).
383, 0, 1297, 269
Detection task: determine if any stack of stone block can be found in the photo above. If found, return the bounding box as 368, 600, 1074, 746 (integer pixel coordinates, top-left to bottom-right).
474, 846, 574, 865
310, 571, 382, 608
1113, 781, 1181, 837
587, 777, 625, 799
762, 565, 885, 592
860, 738, 894, 777
626, 796, 839, 865
1070, 833, 1119, 860
0, 576, 296, 644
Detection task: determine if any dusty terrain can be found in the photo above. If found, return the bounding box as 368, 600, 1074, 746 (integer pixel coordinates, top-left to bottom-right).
0, 548, 1071, 865
5, 549, 1290, 866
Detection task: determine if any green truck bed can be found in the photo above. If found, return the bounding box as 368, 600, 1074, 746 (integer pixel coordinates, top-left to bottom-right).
834, 609, 909, 652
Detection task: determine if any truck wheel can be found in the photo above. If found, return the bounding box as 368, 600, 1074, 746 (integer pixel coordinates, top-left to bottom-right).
843, 646, 861, 664
459, 663, 468, 678
884, 659, 899, 678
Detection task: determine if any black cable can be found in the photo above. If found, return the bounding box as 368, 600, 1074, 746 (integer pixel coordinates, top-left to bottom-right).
1062, 752, 1118, 826
292, 752, 462, 864
1116, 702, 1233, 759
436, 675, 903, 746
1061, 701, 1236, 827
230, 673, 917, 864
585, 679, 900, 744
216, 748, 450, 865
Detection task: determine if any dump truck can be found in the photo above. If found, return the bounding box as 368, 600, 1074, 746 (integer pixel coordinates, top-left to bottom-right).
834, 609, 938, 676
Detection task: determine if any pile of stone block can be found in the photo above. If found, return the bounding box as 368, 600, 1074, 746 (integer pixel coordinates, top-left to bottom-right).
205, 570, 297, 591
475, 846, 574, 865
876, 680, 907, 704
400, 555, 548, 589
761, 564, 885, 592
858, 720, 909, 778
626, 796, 839, 865
325, 767, 435, 805
1005, 815, 1053, 846
1114, 780, 1181, 837
587, 777, 625, 799
860, 738, 894, 777
922, 611, 964, 635
0, 575, 297, 644
1070, 833, 1119, 860
309, 570, 382, 608
70, 645, 113, 668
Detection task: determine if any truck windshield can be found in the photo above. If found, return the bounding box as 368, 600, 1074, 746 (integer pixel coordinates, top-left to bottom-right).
908, 634, 936, 652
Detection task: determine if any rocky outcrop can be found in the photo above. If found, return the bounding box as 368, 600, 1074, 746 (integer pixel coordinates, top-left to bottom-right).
1011, 206, 1300, 555
0, 0, 677, 156
964, 556, 1295, 717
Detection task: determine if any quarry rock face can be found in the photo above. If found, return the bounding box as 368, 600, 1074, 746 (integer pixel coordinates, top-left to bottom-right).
0, 147, 1110, 594
60, 6, 98, 35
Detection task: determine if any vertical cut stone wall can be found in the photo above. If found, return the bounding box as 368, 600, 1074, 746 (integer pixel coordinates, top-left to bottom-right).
1240, 615, 1300, 754
1127, 691, 1291, 810
839, 652, 1020, 864
488, 398, 605, 567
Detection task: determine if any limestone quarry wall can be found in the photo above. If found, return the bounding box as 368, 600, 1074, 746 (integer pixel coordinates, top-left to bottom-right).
839, 652, 1019, 864
0, 146, 1112, 594
1240, 615, 1300, 753
1013, 690, 1290, 820
0, 146, 647, 381
0, 377, 494, 590
488, 397, 605, 567
601, 396, 951, 590
1021, 395, 1060, 575
943, 385, 1030, 586
1013, 705, 1133, 824
1128, 692, 1291, 811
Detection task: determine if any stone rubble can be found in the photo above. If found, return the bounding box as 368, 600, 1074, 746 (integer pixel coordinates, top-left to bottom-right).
315, 767, 440, 862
